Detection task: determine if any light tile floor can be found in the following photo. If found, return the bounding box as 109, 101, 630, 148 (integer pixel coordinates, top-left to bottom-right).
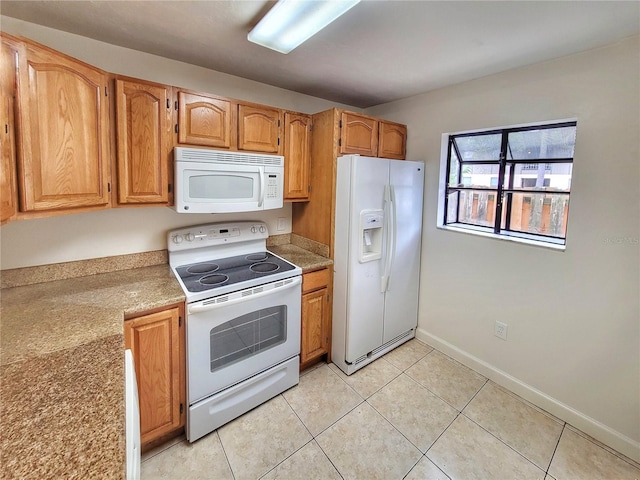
141, 339, 640, 480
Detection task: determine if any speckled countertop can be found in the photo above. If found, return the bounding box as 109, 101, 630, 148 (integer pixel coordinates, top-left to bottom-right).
269, 244, 333, 273
0, 243, 328, 480
0, 264, 185, 480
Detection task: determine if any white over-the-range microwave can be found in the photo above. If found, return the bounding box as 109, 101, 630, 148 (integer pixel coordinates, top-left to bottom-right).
174, 147, 284, 213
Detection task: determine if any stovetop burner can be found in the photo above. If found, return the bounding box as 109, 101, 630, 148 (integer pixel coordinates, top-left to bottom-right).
187, 263, 219, 275
250, 262, 279, 273
175, 251, 296, 294
245, 253, 268, 262
200, 274, 229, 286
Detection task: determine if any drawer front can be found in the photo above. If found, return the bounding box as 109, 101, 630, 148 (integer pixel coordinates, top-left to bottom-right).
302, 268, 330, 294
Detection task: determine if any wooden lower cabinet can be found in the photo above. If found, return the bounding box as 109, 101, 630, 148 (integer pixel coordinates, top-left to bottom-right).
124, 304, 185, 447
300, 268, 332, 368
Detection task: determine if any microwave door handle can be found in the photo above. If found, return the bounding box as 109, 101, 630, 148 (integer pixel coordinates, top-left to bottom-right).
258, 167, 265, 207
188, 276, 301, 314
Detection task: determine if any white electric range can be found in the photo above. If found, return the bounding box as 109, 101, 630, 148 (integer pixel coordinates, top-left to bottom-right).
168, 221, 302, 442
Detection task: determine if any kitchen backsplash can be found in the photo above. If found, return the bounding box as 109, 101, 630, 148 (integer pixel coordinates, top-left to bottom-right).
0, 250, 168, 288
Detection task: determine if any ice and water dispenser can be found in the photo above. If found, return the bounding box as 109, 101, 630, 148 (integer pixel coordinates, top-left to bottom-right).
358, 210, 384, 263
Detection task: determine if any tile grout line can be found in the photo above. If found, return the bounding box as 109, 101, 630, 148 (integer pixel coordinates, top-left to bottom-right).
215, 429, 237, 480
545, 422, 566, 475
270, 392, 341, 479
279, 371, 356, 480
459, 410, 549, 474
403, 367, 482, 414
328, 357, 403, 400
395, 351, 461, 479
563, 424, 640, 471
399, 352, 487, 477
282, 363, 368, 475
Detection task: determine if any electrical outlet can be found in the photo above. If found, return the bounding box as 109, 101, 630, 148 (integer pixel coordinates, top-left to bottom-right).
277, 217, 287, 231
494, 321, 508, 340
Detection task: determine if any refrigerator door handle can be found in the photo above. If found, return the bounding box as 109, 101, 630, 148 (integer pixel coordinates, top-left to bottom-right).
387, 185, 397, 290
381, 185, 395, 292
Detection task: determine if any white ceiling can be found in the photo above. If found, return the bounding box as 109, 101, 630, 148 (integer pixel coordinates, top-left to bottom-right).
1, 1, 639, 108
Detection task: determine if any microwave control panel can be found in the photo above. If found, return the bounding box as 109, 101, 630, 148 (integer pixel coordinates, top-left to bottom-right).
266, 174, 279, 199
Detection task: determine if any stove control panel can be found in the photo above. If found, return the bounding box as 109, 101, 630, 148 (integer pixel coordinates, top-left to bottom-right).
168, 221, 269, 252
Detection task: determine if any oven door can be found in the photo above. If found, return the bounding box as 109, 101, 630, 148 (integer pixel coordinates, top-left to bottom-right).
186, 276, 301, 404
175, 161, 283, 213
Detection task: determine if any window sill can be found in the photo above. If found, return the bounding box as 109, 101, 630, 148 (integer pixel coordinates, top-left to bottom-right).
437, 224, 566, 251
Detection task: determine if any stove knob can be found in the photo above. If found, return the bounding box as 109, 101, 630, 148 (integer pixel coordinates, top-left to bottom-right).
250, 226, 257, 234
172, 235, 183, 244
259, 225, 267, 233
185, 233, 195, 242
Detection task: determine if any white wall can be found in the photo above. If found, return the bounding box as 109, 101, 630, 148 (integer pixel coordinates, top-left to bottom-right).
367, 36, 640, 461
0, 16, 356, 270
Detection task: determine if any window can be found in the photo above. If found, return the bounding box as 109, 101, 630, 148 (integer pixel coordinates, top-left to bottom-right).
440, 120, 577, 246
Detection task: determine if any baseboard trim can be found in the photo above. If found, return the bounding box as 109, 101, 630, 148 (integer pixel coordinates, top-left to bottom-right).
416, 328, 640, 464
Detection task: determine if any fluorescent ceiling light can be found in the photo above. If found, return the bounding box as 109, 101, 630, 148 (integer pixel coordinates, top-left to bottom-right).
248, 0, 360, 54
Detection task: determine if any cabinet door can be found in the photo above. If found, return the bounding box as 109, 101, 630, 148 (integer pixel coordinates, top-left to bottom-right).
115, 79, 172, 204
378, 121, 407, 160
283, 112, 311, 201
340, 112, 378, 157
124, 307, 184, 445
17, 42, 110, 212
301, 287, 330, 364
177, 91, 235, 148
1, 37, 20, 224
238, 104, 281, 154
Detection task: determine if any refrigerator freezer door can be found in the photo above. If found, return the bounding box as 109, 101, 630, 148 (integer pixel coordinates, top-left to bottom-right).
382, 160, 424, 343
344, 156, 389, 363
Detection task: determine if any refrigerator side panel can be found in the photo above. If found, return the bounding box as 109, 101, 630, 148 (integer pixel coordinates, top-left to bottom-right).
344, 155, 388, 362
382, 160, 425, 343
331, 155, 354, 372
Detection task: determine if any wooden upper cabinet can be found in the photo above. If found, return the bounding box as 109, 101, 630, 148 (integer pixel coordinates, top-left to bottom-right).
340, 112, 378, 157
16, 41, 111, 212
238, 103, 282, 154
115, 78, 173, 205
283, 112, 311, 201
1, 36, 21, 225
177, 91, 235, 149
378, 121, 407, 160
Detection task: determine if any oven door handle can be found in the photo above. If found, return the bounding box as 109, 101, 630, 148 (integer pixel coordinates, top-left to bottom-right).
188, 276, 301, 314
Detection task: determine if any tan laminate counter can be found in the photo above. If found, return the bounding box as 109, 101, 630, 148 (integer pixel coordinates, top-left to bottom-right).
0, 264, 185, 480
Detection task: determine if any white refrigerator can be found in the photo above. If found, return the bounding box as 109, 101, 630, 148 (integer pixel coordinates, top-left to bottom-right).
332, 155, 424, 375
